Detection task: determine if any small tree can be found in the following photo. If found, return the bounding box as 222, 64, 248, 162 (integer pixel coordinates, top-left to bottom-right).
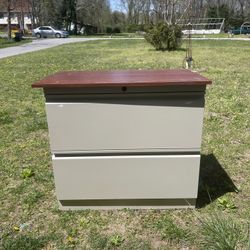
144, 23, 182, 51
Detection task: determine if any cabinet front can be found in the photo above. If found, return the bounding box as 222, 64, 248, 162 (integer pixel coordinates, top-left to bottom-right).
46, 93, 204, 153
53, 155, 200, 200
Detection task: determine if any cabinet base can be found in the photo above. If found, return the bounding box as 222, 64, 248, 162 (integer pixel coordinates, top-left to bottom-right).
58, 199, 196, 210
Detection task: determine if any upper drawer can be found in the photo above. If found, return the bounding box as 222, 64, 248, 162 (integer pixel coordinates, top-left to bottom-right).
46, 93, 205, 153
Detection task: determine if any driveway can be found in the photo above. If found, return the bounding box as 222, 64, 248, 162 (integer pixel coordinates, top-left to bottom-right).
0, 38, 104, 59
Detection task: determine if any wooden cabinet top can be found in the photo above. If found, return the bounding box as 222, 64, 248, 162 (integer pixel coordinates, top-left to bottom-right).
32, 69, 212, 88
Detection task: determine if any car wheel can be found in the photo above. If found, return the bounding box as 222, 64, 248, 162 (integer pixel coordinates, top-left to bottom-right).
36, 33, 41, 38
55, 33, 61, 38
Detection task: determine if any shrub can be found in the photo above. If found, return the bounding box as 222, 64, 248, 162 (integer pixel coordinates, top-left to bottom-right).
126, 24, 144, 33
113, 26, 121, 33
106, 26, 121, 34
106, 27, 112, 34
144, 23, 182, 51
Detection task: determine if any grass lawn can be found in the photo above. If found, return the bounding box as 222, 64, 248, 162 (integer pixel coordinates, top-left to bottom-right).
70, 32, 144, 38
69, 32, 250, 39
0, 39, 249, 249
191, 33, 250, 38
0, 37, 32, 49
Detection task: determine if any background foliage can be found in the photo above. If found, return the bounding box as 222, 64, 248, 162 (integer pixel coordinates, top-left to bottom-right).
0, 0, 250, 35
145, 23, 182, 51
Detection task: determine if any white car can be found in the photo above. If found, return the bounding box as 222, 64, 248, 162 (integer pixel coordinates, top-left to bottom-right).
32, 26, 69, 38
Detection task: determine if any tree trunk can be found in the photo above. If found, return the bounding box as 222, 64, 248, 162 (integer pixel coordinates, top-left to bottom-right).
217, 0, 221, 17
20, 0, 24, 32
7, 0, 12, 40
30, 0, 36, 29
239, 1, 244, 20
170, 0, 176, 24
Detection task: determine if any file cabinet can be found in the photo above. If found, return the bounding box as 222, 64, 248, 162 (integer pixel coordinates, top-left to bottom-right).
32, 69, 211, 209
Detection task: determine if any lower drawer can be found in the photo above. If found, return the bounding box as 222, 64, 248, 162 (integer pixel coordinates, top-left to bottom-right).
53, 154, 200, 201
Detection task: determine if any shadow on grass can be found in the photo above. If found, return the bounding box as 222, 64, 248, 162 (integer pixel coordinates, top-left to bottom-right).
197, 154, 238, 208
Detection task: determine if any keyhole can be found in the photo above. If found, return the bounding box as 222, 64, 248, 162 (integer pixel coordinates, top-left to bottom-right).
122, 86, 127, 92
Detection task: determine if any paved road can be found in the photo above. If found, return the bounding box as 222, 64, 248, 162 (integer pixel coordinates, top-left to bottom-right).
0, 37, 249, 59
0, 38, 104, 59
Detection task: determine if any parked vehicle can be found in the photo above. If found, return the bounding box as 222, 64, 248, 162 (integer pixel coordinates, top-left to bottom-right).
229, 22, 250, 35
32, 26, 69, 38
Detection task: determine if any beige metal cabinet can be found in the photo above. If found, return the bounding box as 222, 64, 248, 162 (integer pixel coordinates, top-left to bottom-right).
32, 69, 211, 209
46, 93, 205, 153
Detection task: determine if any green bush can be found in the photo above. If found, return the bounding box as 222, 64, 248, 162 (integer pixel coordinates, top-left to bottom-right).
113, 26, 121, 33
106, 27, 112, 34
144, 23, 182, 51
106, 26, 121, 34
126, 24, 145, 33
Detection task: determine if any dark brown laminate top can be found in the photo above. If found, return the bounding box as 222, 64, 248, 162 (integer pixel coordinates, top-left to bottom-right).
32, 69, 212, 88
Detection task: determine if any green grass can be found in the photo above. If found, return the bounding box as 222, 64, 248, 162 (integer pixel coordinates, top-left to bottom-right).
71, 32, 250, 39
70, 32, 143, 38
191, 33, 250, 38
0, 37, 32, 49
200, 214, 250, 250
0, 39, 249, 249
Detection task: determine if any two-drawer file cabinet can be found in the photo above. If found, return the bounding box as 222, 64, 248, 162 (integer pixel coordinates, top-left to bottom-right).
32, 70, 212, 209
